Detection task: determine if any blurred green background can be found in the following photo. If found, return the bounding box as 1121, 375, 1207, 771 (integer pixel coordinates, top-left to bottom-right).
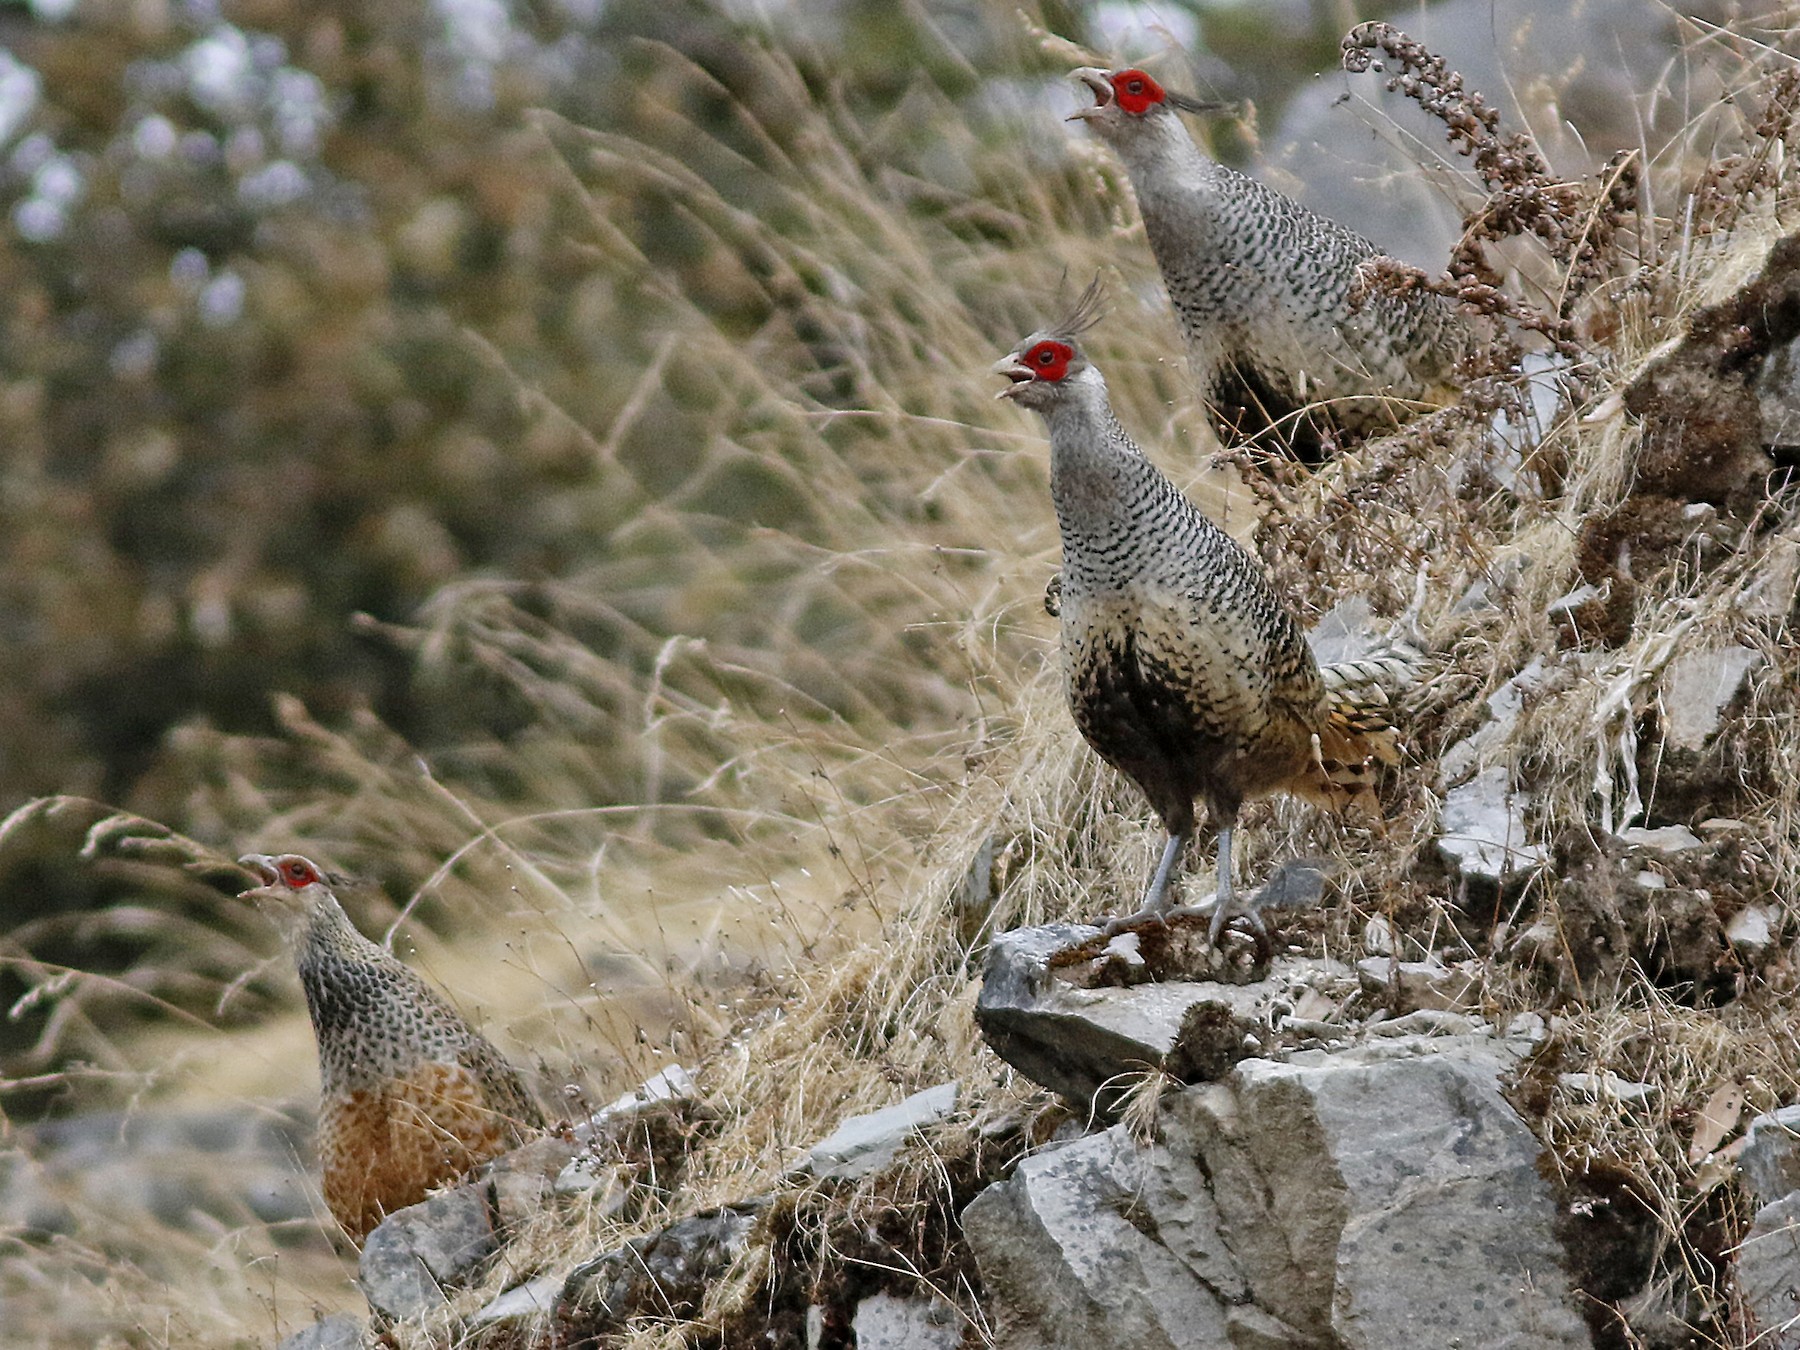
0, 0, 1380, 821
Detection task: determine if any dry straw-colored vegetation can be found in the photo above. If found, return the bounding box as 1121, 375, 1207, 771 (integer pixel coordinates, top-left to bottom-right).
7, 5, 1800, 1348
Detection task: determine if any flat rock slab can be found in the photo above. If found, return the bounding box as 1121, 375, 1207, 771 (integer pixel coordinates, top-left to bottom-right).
1558, 1070, 1656, 1105
976, 923, 1316, 1114
1619, 824, 1704, 855
1355, 956, 1483, 1013
965, 1033, 1587, 1350
805, 1082, 960, 1181
1662, 645, 1763, 750
573, 1064, 697, 1140
1437, 766, 1546, 886
469, 1272, 562, 1329
851, 1292, 963, 1349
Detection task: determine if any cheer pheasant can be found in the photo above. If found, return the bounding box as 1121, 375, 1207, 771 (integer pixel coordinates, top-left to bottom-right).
239, 853, 542, 1242
1069, 66, 1475, 461
994, 289, 1413, 937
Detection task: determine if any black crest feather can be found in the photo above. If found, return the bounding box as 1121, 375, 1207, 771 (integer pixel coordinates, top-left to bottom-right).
1049, 277, 1107, 342
1167, 90, 1228, 116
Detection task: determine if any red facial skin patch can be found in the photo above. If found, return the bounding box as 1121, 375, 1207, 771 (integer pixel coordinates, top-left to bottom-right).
283, 858, 319, 887
1111, 69, 1166, 116
1024, 340, 1074, 381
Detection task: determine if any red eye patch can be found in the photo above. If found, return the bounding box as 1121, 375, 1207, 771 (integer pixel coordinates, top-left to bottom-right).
1025, 340, 1074, 381
280, 857, 319, 888
1111, 68, 1165, 116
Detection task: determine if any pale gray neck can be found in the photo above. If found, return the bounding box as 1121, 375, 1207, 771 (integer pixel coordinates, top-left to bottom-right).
1042, 370, 1158, 537
1110, 114, 1224, 194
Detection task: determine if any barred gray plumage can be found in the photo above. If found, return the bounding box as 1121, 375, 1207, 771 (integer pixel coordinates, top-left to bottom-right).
994, 293, 1409, 938
1070, 66, 1476, 461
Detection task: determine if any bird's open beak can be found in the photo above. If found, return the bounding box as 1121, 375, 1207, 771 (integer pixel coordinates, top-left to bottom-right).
1067, 67, 1113, 122
237, 853, 279, 890
992, 356, 1034, 399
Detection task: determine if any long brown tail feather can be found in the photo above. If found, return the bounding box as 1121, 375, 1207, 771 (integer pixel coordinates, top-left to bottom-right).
1286, 644, 1424, 812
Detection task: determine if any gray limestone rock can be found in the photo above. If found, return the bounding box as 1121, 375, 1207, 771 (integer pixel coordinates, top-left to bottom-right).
1739, 1191, 1800, 1349
961, 1126, 1238, 1350
1759, 340, 1800, 451
805, 1082, 960, 1181
1558, 1071, 1657, 1106
482, 1132, 582, 1231
277, 1313, 365, 1350
965, 1033, 1588, 1350
1250, 858, 1336, 917
1217, 1039, 1585, 1347
572, 1063, 697, 1142
553, 1154, 631, 1213
1620, 824, 1705, 855
976, 923, 1311, 1114
851, 1292, 963, 1349
1661, 645, 1764, 750
358, 1183, 497, 1321
1437, 767, 1547, 886
1363, 1010, 1485, 1038
1354, 955, 1483, 1013
1727, 903, 1776, 954
468, 1272, 561, 1329
1546, 582, 1607, 620
1741, 530, 1800, 618
598, 1063, 695, 1118
1742, 1107, 1800, 1207
560, 1202, 763, 1335
1438, 659, 1547, 785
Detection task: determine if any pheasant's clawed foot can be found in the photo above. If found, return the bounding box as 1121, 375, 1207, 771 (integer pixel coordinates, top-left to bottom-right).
1097, 889, 1262, 940
1098, 904, 1170, 937
1096, 830, 1189, 935
1189, 889, 1267, 944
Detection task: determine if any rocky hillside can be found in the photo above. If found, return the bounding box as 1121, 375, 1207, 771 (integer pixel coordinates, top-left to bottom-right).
7, 7, 1800, 1350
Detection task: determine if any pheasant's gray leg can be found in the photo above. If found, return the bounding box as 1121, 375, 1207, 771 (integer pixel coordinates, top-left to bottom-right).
1207, 823, 1237, 942
1100, 831, 1187, 934
1142, 831, 1185, 914
1203, 822, 1267, 943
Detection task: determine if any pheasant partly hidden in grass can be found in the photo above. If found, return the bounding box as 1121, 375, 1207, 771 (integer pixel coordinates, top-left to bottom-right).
993, 287, 1415, 939
1068, 66, 1475, 462
239, 853, 543, 1243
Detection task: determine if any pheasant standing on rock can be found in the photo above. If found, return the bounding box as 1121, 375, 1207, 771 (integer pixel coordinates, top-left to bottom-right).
1068, 65, 1475, 461
238, 853, 543, 1243
993, 289, 1414, 939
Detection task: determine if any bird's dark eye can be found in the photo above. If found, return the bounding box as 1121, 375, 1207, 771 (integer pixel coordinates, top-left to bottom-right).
1036, 349, 1054, 364
1126, 79, 1144, 94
